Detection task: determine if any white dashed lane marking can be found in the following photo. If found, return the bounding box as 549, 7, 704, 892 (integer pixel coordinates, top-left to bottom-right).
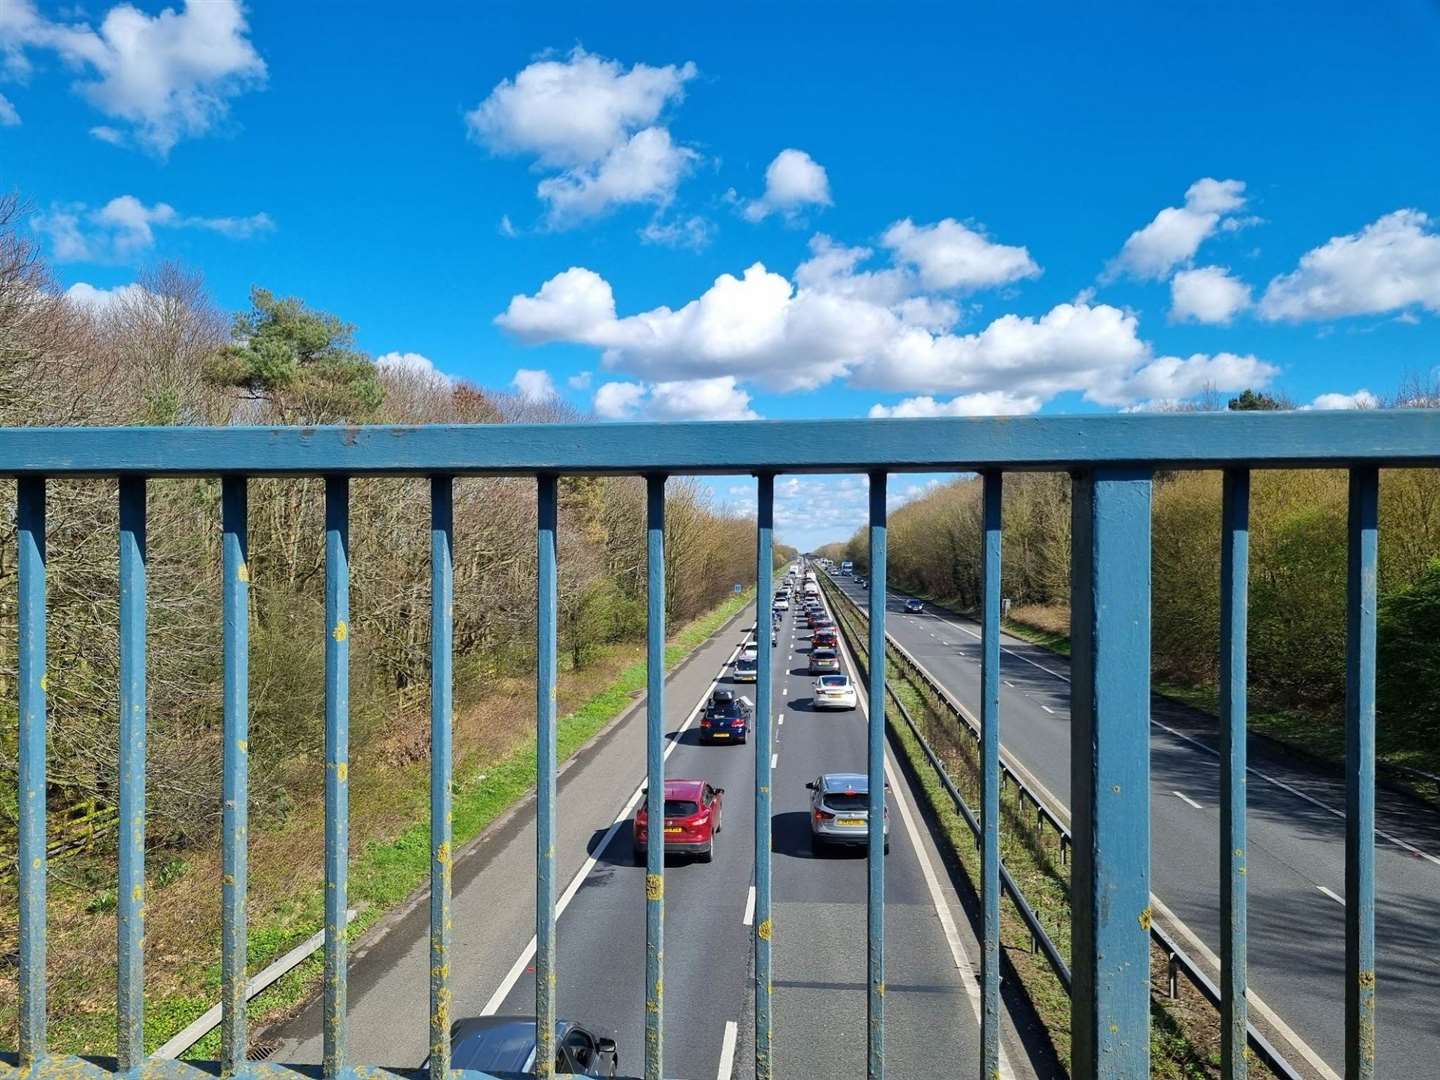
1173, 790, 1203, 810
1317, 885, 1345, 906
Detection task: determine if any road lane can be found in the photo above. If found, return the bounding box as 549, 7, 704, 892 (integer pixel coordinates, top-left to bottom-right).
750, 595, 999, 1080
270, 603, 759, 1071
827, 572, 1440, 1079
272, 577, 1043, 1079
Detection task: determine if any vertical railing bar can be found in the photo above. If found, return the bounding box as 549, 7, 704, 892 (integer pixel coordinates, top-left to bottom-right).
221, 478, 250, 1074
535, 474, 559, 1078
1219, 469, 1249, 1079
753, 473, 775, 1080
429, 476, 454, 1080
980, 471, 1003, 1077
323, 476, 350, 1077
117, 475, 147, 1072
867, 471, 887, 1080
17, 477, 47, 1069
644, 474, 667, 1080
1069, 468, 1153, 1080
1345, 466, 1378, 1080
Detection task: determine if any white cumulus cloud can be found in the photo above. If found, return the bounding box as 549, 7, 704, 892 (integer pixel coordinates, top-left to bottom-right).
741, 149, 833, 223
1107, 178, 1249, 281
593, 375, 757, 421
466, 47, 698, 225
868, 391, 1043, 418
34, 194, 272, 263
0, 0, 265, 156
1105, 352, 1277, 408
1307, 389, 1379, 410
498, 238, 1274, 410
1258, 210, 1440, 322
881, 218, 1040, 292
511, 367, 558, 401
377, 351, 453, 387
0, 92, 18, 126
64, 280, 150, 312
1170, 266, 1252, 324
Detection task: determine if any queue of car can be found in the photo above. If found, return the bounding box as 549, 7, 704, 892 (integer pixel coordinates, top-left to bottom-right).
632, 560, 887, 868
447, 561, 888, 1073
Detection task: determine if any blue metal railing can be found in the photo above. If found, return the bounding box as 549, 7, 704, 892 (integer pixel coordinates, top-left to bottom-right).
4, 412, 1437, 1080
815, 572, 1305, 1078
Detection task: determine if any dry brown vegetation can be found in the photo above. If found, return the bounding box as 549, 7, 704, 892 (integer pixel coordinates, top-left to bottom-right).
0, 193, 766, 1051
819, 437, 1440, 781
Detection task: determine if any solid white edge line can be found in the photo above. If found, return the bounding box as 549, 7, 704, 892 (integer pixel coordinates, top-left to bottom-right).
1148, 893, 1343, 1080
833, 592, 1017, 1080
481, 622, 754, 1016
1040, 705, 1056, 715
742, 885, 756, 927
1173, 790, 1203, 810
928, 609, 1439, 866
862, 593, 1351, 1080
771, 753, 779, 769
1317, 885, 1345, 906
716, 1019, 739, 1080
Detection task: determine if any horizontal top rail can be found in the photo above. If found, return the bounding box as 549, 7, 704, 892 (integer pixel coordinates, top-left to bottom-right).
2, 411, 1438, 477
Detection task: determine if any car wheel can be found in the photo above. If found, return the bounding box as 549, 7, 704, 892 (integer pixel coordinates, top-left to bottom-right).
811, 833, 826, 855
699, 836, 714, 863
633, 844, 647, 867
884, 840, 891, 856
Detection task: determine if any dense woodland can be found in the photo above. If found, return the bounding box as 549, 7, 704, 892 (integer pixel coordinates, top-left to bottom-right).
818, 395, 1440, 770
0, 194, 771, 852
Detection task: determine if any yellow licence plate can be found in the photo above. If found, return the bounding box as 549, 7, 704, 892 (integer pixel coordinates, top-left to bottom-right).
665, 826, 682, 834
713, 732, 729, 738
838, 817, 865, 827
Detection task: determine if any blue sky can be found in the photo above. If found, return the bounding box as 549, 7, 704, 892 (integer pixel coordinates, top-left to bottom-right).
3, 1, 1439, 548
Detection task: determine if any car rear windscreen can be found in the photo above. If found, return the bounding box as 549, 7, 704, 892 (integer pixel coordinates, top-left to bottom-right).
664, 799, 699, 817
818, 676, 848, 687
825, 793, 869, 812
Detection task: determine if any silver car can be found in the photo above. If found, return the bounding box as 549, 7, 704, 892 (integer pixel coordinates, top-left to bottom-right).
806, 773, 889, 854
808, 647, 840, 675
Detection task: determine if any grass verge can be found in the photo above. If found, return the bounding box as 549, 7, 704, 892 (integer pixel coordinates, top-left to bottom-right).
821, 575, 1274, 1079
193, 588, 754, 1057
14, 590, 752, 1060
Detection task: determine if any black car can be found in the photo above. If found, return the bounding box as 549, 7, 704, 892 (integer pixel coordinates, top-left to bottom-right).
438, 1016, 618, 1078
701, 688, 752, 743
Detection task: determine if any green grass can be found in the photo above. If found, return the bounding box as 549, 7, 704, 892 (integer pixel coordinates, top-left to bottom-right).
153, 589, 754, 1059
820, 575, 1259, 1079
1001, 617, 1071, 657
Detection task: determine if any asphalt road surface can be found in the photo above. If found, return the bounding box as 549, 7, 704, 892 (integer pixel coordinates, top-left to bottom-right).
270, 581, 1044, 1079
827, 570, 1440, 1080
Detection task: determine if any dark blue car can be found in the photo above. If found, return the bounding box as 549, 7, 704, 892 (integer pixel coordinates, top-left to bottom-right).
435, 1016, 618, 1078
700, 688, 752, 744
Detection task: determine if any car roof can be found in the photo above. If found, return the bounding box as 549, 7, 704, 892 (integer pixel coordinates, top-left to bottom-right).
450, 1017, 571, 1072
820, 772, 870, 793
661, 778, 707, 796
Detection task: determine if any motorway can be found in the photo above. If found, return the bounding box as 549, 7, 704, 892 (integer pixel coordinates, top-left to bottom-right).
825, 571, 1440, 1080
270, 579, 1045, 1079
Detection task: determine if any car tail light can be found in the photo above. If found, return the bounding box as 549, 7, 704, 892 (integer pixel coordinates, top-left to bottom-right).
814, 809, 834, 823
700, 719, 711, 728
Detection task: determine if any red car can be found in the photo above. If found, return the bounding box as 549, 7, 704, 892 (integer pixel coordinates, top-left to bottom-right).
633, 779, 724, 864
811, 628, 838, 650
